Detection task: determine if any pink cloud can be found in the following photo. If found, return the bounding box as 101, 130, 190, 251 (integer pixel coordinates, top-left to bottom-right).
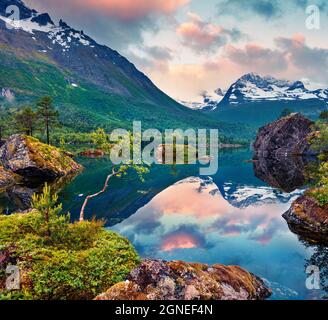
50, 0, 189, 20
161, 233, 199, 251
176, 12, 237, 52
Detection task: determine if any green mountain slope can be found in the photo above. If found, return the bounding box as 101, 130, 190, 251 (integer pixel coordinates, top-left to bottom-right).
0, 47, 251, 140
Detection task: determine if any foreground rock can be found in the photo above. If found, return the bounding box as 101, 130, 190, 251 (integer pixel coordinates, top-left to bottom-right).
283, 195, 328, 244
0, 135, 82, 181
253, 113, 314, 159
0, 166, 19, 191
95, 259, 271, 301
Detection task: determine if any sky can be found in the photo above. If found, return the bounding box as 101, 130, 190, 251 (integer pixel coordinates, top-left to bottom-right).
24, 0, 328, 101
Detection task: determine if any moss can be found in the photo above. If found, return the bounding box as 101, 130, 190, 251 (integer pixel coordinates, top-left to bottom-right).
0, 210, 140, 300
24, 135, 82, 175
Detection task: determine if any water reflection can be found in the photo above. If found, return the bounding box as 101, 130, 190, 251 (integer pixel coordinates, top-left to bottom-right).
0, 173, 79, 214
253, 155, 308, 193
111, 175, 314, 299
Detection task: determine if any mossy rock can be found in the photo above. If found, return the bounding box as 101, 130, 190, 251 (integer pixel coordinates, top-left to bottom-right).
0, 134, 82, 181
0, 166, 20, 192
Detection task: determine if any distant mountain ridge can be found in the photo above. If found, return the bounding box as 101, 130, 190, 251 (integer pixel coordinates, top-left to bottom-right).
180, 73, 328, 111
221, 73, 328, 106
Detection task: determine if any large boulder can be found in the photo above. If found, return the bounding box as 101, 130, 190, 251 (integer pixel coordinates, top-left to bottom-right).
0, 166, 19, 191
283, 195, 328, 244
253, 113, 314, 159
95, 259, 271, 301
0, 135, 82, 181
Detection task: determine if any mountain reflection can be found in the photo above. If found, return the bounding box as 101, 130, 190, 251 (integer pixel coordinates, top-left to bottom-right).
111, 175, 313, 299
112, 176, 302, 252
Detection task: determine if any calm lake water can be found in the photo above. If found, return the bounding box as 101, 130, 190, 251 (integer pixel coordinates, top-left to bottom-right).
1, 148, 326, 300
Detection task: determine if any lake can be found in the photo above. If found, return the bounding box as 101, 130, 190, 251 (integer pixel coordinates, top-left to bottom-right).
1, 148, 326, 299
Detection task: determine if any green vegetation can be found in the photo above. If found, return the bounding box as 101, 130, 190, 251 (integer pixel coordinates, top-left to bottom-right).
0, 49, 251, 144
307, 121, 328, 206
319, 110, 328, 122
37, 96, 59, 145
23, 135, 81, 175
14, 106, 38, 136
0, 185, 139, 300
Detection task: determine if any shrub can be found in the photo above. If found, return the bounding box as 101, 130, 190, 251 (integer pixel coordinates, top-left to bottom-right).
307, 162, 328, 207
0, 186, 139, 300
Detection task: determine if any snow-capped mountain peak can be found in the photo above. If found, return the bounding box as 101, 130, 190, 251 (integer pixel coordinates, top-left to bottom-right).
221, 73, 326, 105
0, 9, 94, 52
178, 88, 225, 111
179, 73, 328, 111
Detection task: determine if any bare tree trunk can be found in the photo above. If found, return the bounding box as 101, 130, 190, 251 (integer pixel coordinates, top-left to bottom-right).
79, 168, 118, 221
46, 119, 50, 145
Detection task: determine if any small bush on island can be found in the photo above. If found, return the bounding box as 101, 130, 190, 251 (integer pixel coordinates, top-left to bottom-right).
0, 185, 139, 300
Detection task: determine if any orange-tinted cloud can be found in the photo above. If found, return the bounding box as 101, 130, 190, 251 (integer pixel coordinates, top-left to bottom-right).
176, 12, 240, 52
161, 233, 199, 251
53, 0, 190, 20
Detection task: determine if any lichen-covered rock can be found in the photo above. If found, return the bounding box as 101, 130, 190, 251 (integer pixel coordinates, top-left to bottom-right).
253, 113, 314, 159
95, 259, 271, 301
283, 195, 328, 244
0, 166, 19, 191
0, 135, 82, 181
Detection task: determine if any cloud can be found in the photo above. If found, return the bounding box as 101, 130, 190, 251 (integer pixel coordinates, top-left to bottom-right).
176, 12, 243, 53
225, 43, 289, 73
127, 45, 174, 74
275, 34, 328, 79
217, 0, 328, 20
25, 0, 186, 54
26, 0, 189, 21
218, 0, 282, 19
161, 225, 207, 252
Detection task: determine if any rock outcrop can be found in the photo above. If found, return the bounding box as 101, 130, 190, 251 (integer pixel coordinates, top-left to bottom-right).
0, 166, 19, 191
95, 259, 271, 301
253, 113, 314, 159
0, 135, 82, 181
283, 195, 328, 244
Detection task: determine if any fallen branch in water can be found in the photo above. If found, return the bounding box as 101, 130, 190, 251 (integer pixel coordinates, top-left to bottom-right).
79, 168, 118, 221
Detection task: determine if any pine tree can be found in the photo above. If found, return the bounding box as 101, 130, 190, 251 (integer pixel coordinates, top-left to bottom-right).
14, 106, 38, 136
37, 96, 59, 145
31, 183, 62, 237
